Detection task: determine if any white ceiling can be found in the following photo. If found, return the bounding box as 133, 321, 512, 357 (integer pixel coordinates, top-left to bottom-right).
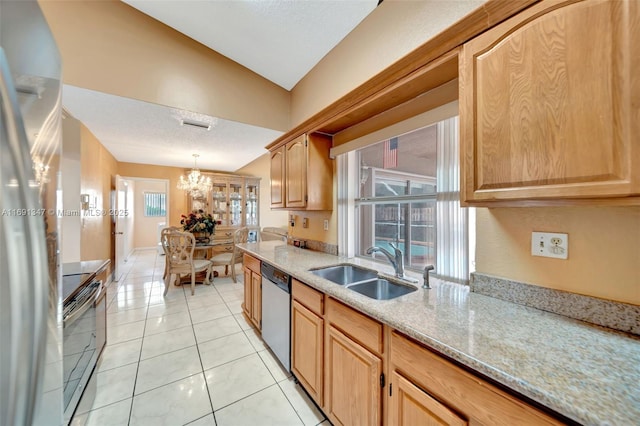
62, 0, 379, 173
63, 85, 283, 171
122, 0, 378, 91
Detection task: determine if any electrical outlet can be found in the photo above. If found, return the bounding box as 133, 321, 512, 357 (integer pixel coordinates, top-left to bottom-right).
531, 232, 569, 259
302, 217, 308, 228
323, 219, 329, 231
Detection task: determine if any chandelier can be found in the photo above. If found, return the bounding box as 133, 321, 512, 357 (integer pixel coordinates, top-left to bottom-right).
177, 154, 212, 197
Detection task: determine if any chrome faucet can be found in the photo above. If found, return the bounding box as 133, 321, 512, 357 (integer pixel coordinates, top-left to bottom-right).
423, 265, 435, 289
366, 243, 405, 279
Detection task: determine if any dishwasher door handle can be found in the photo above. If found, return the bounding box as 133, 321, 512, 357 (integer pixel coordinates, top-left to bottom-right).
262, 276, 290, 293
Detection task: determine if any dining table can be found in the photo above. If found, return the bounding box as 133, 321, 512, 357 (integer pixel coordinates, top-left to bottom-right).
177, 239, 233, 285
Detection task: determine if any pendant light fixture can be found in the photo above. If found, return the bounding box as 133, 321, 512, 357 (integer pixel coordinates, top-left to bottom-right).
177, 154, 212, 197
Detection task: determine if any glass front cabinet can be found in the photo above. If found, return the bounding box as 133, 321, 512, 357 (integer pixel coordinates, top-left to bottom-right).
186, 173, 261, 238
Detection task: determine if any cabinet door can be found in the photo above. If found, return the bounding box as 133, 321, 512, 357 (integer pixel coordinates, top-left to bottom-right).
270, 146, 285, 209
285, 135, 307, 208
250, 272, 262, 330
292, 300, 323, 405
389, 371, 467, 426
245, 178, 260, 227
325, 325, 382, 426
243, 267, 252, 319
460, 0, 640, 204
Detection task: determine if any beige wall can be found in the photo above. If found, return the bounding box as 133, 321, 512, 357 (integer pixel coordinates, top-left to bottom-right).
235, 153, 288, 229
61, 113, 82, 263
39, 0, 290, 132
476, 207, 640, 305
290, 0, 486, 126
117, 162, 189, 228
288, 210, 337, 246
79, 124, 118, 269
287, 161, 338, 245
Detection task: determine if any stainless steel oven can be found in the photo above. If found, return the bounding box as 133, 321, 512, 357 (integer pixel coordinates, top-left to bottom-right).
62, 274, 106, 424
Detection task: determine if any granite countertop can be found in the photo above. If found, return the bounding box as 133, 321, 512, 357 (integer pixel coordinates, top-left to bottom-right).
237, 241, 640, 426
63, 259, 110, 277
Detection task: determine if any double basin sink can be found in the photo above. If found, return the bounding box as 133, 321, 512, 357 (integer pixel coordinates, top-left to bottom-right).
309, 264, 417, 300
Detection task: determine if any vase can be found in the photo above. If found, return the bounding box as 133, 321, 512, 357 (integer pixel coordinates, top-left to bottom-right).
193, 232, 210, 244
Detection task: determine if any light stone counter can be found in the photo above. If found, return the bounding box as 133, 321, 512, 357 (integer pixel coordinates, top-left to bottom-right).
238, 241, 640, 426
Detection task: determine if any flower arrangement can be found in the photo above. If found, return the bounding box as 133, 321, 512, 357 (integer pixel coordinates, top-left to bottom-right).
180, 209, 216, 234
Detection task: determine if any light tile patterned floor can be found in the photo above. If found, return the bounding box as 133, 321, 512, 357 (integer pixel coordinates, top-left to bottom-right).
71, 249, 328, 426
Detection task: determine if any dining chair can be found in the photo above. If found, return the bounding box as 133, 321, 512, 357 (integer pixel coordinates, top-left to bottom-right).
209, 227, 248, 283
161, 226, 181, 281
161, 228, 212, 296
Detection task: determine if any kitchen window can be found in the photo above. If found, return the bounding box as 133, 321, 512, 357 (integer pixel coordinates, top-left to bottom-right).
144, 192, 166, 217
337, 108, 472, 283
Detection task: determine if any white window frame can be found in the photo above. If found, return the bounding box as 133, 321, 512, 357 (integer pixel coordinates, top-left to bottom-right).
337, 101, 472, 282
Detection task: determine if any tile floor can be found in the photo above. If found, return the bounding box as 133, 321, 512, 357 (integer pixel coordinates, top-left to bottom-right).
72, 248, 328, 426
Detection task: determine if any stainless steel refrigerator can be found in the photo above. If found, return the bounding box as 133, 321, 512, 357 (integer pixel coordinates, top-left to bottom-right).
0, 1, 63, 425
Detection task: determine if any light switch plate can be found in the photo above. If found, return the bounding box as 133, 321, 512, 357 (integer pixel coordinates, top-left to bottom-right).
531, 232, 569, 259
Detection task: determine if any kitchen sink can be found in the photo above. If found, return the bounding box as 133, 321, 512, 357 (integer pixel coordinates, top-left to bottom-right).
347, 278, 417, 300
309, 264, 378, 285
310, 264, 417, 300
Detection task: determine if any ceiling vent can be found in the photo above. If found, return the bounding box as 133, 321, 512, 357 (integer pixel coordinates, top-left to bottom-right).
181, 119, 212, 131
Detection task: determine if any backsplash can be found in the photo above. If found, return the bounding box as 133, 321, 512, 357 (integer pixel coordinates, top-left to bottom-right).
287, 236, 338, 256
471, 273, 640, 336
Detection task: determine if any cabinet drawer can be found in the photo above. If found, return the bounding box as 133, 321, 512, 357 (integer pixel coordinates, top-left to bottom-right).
243, 254, 261, 274
292, 279, 323, 316
326, 297, 382, 355
390, 331, 562, 425
212, 244, 233, 254
213, 229, 234, 240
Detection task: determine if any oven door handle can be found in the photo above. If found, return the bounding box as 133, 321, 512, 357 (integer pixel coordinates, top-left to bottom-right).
64, 283, 100, 327
94, 280, 105, 305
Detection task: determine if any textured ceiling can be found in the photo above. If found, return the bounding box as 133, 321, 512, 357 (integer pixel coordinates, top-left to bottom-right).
63, 1, 379, 171
62, 85, 283, 172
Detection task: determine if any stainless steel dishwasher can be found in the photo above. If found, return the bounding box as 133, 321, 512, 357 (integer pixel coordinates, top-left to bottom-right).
261, 262, 291, 371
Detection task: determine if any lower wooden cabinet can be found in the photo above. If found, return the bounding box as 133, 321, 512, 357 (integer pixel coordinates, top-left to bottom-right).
388, 331, 562, 426
324, 297, 384, 426
242, 254, 261, 330
325, 324, 382, 426
287, 280, 564, 426
389, 371, 467, 426
250, 272, 261, 329
291, 300, 323, 404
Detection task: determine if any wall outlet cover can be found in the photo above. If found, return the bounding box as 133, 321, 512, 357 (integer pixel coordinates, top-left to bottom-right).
323, 219, 329, 231
531, 232, 569, 260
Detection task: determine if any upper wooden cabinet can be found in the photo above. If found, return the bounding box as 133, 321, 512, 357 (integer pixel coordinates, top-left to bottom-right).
270, 133, 333, 210
285, 135, 307, 208
460, 0, 640, 205
270, 146, 285, 209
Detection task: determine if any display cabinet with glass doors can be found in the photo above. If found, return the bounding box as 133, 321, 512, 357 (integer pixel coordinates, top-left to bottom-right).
186, 173, 261, 242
